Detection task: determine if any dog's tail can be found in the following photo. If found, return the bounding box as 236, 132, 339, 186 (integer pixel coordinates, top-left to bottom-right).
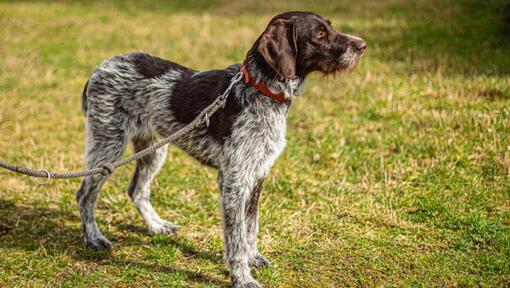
81, 79, 89, 114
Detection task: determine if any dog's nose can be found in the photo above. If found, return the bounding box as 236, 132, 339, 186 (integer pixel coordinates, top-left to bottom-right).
354, 40, 367, 52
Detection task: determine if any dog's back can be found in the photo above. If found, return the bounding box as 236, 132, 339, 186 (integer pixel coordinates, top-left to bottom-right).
85, 53, 185, 126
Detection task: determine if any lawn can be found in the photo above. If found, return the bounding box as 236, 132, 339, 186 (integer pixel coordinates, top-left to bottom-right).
0, 0, 509, 287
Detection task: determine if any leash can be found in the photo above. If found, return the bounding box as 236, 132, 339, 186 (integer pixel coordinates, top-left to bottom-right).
0, 71, 244, 184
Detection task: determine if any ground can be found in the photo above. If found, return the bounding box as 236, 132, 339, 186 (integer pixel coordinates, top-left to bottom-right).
0, 0, 509, 287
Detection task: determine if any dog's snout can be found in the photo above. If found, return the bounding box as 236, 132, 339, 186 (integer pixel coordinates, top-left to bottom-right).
354, 40, 367, 52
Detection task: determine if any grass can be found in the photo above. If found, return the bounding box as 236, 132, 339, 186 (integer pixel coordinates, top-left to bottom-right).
0, 0, 509, 287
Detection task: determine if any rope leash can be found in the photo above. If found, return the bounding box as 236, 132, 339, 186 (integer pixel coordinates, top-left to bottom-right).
0, 71, 244, 184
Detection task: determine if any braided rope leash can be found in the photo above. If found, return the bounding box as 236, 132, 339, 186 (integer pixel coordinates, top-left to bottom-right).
0, 71, 244, 184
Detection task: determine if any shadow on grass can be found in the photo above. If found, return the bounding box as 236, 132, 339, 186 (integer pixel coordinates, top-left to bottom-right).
0, 199, 228, 286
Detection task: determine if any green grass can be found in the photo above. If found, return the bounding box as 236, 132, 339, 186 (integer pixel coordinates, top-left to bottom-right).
0, 0, 509, 287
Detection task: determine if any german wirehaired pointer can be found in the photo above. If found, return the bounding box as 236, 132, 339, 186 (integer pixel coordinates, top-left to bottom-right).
78, 11, 366, 287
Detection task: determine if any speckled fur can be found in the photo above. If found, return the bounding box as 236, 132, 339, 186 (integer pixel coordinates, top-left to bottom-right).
77, 11, 365, 288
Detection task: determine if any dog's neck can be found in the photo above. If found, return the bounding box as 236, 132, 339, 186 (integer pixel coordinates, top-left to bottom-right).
244, 57, 304, 100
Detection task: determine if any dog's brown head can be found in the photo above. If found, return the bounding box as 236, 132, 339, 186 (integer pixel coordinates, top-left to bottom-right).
247, 11, 366, 80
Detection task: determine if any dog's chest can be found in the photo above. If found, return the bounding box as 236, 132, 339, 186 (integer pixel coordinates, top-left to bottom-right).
222, 101, 288, 178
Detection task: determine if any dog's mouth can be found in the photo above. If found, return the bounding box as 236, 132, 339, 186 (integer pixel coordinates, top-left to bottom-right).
319, 50, 364, 75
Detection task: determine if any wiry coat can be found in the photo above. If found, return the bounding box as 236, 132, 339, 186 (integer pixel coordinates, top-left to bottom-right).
77, 11, 366, 288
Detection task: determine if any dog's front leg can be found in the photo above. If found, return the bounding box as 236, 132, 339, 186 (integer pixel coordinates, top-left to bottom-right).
219, 171, 262, 288
246, 178, 271, 269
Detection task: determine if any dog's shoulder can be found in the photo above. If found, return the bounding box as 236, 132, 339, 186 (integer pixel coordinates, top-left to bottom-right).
170, 66, 244, 143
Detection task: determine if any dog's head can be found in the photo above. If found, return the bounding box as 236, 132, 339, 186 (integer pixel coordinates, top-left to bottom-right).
248, 11, 366, 79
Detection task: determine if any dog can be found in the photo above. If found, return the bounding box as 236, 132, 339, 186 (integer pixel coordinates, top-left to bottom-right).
78, 11, 366, 288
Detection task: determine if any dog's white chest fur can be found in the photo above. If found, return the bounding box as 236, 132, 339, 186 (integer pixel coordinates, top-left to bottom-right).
221, 98, 287, 181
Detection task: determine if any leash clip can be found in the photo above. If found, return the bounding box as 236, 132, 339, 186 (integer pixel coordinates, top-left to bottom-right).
232, 70, 244, 83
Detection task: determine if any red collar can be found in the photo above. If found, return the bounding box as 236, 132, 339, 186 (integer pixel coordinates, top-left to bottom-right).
241, 64, 287, 103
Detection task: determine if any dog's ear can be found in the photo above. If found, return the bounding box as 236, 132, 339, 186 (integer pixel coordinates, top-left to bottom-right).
258, 19, 297, 79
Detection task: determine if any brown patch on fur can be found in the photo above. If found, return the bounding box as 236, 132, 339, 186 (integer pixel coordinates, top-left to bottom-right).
247, 179, 264, 215
131, 53, 187, 78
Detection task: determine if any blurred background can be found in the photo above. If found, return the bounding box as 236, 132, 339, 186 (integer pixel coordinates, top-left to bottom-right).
0, 1, 509, 287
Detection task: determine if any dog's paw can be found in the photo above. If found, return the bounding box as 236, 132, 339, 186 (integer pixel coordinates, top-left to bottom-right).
232, 278, 263, 288
148, 220, 180, 235
249, 253, 271, 269
84, 236, 112, 251
241, 282, 263, 288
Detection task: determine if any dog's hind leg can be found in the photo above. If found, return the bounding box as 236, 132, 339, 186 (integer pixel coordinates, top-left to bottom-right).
76, 127, 128, 251
128, 137, 178, 235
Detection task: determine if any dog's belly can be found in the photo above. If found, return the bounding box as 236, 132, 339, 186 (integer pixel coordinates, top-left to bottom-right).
169, 129, 223, 168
